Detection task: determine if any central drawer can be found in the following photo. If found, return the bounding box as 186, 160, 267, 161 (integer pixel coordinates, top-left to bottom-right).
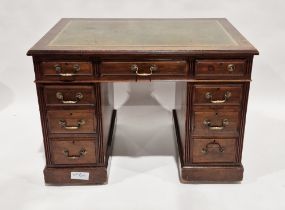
100, 60, 188, 77
47, 110, 96, 134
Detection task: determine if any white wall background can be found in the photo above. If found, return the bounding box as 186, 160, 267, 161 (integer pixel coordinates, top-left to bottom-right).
0, 0, 285, 210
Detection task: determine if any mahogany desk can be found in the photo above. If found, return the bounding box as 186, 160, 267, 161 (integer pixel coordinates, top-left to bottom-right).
27, 18, 258, 185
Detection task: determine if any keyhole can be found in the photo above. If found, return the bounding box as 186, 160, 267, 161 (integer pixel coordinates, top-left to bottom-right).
208, 65, 214, 71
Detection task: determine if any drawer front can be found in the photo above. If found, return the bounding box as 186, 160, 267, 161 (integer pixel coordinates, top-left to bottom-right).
100, 61, 188, 76
44, 86, 95, 106
192, 111, 239, 137
193, 84, 243, 105
40, 61, 93, 80
47, 110, 96, 134
50, 139, 97, 164
192, 138, 237, 163
195, 59, 246, 77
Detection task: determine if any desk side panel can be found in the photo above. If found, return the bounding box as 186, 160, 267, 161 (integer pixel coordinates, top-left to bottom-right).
98, 82, 114, 164
175, 82, 190, 163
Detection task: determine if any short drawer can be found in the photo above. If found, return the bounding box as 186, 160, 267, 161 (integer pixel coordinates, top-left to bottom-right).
192, 138, 237, 163
193, 84, 243, 105
50, 139, 97, 164
44, 86, 95, 106
195, 59, 246, 78
40, 61, 93, 81
192, 110, 240, 137
47, 110, 96, 134
100, 61, 188, 76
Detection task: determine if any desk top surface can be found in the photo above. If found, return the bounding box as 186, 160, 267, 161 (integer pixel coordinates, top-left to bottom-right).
27, 18, 258, 55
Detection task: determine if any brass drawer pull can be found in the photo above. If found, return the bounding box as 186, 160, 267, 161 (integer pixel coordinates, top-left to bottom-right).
131, 64, 158, 76
63, 148, 87, 159
56, 92, 83, 104
59, 119, 85, 130
203, 119, 229, 130
202, 140, 224, 153
54, 64, 80, 77
227, 64, 235, 72
205, 91, 231, 104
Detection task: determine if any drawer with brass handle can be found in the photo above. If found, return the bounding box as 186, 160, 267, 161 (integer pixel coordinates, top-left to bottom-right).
47, 110, 96, 134
40, 61, 93, 81
50, 139, 97, 165
193, 84, 243, 105
44, 86, 95, 106
100, 61, 188, 77
192, 111, 240, 137
192, 138, 237, 164
195, 59, 246, 78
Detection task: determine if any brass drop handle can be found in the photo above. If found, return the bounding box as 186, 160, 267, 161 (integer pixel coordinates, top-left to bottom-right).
59, 119, 85, 130
203, 119, 229, 130
63, 148, 87, 159
56, 92, 83, 104
205, 91, 231, 104
227, 64, 235, 72
54, 64, 80, 77
202, 140, 224, 153
131, 64, 158, 76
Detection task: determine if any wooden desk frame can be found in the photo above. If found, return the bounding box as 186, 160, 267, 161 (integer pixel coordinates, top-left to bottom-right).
27, 18, 258, 185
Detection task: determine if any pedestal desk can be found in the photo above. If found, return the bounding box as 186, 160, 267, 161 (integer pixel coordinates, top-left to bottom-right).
27, 18, 258, 185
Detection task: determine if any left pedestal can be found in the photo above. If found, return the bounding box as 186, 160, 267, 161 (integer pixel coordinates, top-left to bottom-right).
33, 59, 115, 185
